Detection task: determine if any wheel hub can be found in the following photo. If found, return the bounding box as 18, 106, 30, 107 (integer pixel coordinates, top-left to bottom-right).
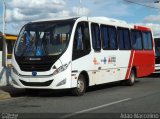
77, 79, 84, 93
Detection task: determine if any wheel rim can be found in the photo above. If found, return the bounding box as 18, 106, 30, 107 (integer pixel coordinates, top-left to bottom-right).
77, 79, 85, 93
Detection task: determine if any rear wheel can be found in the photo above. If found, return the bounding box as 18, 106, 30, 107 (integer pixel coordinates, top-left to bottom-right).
126, 70, 136, 86
72, 74, 86, 96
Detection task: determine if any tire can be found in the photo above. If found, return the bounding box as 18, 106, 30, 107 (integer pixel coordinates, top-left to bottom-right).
72, 74, 86, 96
126, 70, 136, 86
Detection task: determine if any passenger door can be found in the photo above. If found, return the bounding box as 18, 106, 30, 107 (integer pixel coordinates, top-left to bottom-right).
72, 21, 93, 84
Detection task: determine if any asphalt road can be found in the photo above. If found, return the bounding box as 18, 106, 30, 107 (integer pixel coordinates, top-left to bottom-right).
0, 74, 160, 119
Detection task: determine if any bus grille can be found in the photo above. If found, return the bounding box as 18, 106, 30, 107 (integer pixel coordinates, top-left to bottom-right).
15, 56, 59, 72
20, 80, 53, 87
18, 62, 53, 72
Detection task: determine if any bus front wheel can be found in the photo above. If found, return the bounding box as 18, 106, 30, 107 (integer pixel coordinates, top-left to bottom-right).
72, 74, 86, 96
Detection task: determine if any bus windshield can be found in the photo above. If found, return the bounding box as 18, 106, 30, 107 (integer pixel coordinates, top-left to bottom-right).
15, 21, 74, 57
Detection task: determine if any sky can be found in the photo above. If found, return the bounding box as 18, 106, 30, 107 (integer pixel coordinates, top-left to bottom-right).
0, 0, 160, 36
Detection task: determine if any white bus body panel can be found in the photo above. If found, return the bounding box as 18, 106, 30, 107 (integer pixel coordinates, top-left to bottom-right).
72, 50, 131, 86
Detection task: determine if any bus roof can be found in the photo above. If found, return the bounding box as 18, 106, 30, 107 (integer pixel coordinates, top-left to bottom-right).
31, 16, 127, 24
89, 17, 127, 24
32, 17, 79, 23
87, 17, 132, 28
30, 16, 150, 30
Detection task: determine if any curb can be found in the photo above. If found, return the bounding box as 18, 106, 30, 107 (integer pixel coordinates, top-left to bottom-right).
0, 86, 25, 101
0, 90, 11, 100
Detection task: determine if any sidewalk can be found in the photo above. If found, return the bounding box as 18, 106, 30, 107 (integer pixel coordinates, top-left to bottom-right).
0, 86, 25, 100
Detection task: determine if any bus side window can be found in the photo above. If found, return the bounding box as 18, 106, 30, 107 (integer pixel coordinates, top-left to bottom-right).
142, 31, 152, 50
131, 30, 143, 50
83, 26, 91, 51
108, 26, 117, 50
117, 27, 131, 50
124, 29, 131, 50
147, 32, 153, 50
117, 28, 124, 49
91, 23, 101, 51
74, 26, 83, 50
101, 25, 109, 49
73, 22, 91, 60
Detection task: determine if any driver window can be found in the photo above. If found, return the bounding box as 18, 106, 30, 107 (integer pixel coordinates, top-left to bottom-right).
73, 22, 91, 51
72, 22, 91, 60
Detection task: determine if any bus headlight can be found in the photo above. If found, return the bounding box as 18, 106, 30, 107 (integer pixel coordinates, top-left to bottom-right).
53, 62, 71, 76
12, 67, 19, 75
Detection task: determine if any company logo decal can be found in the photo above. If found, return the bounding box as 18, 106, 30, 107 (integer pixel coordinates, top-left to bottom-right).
29, 58, 41, 61
101, 57, 107, 64
108, 56, 116, 64
93, 57, 100, 65
32, 71, 37, 76
93, 56, 116, 65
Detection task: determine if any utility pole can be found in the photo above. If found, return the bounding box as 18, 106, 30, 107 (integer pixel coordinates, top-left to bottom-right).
2, 0, 6, 36
2, 0, 7, 67
78, 0, 82, 16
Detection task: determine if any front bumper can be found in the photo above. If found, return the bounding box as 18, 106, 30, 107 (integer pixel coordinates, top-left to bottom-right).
10, 70, 72, 90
